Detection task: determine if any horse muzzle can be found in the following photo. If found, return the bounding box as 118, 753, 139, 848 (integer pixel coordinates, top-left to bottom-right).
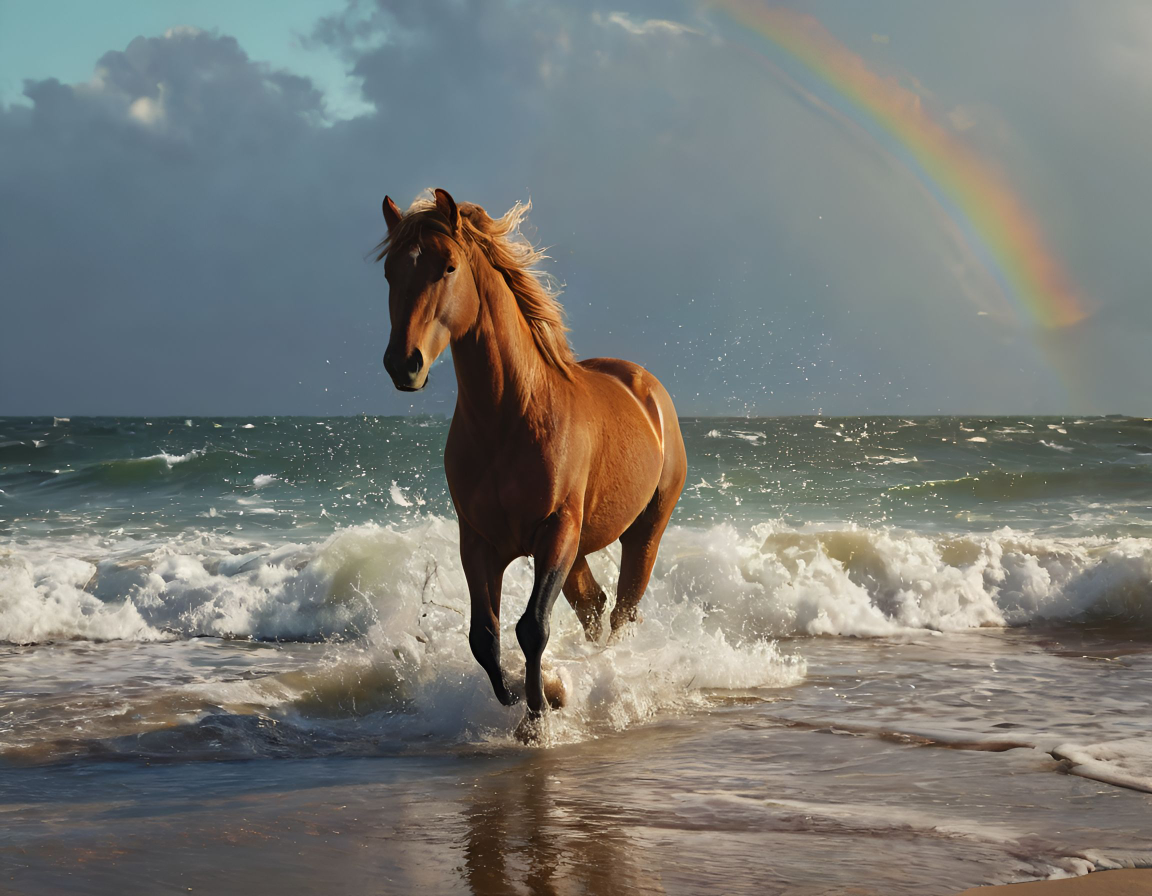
383, 347, 426, 392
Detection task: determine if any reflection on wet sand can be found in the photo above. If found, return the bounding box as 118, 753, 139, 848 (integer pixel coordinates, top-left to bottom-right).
464, 759, 664, 895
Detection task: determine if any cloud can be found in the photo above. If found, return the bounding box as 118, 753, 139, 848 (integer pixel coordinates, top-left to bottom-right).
0, 29, 361, 415
946, 104, 976, 131
597, 12, 702, 38
127, 92, 164, 126
164, 25, 204, 39
0, 0, 1147, 415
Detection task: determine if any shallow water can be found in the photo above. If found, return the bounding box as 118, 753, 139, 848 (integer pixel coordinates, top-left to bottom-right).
2, 629, 1150, 895
2, 416, 1152, 891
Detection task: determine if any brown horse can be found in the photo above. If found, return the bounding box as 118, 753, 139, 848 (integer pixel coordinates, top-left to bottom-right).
377, 189, 687, 725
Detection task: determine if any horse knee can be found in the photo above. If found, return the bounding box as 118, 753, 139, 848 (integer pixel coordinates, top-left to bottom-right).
515, 612, 547, 661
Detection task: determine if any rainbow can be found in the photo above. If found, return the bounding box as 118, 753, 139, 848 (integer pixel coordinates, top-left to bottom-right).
714, 1, 1087, 330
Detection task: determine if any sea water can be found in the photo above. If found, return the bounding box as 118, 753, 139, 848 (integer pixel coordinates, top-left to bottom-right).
1, 415, 1151, 893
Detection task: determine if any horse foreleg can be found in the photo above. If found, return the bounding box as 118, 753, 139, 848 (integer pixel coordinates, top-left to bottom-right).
516, 509, 580, 719
460, 526, 518, 706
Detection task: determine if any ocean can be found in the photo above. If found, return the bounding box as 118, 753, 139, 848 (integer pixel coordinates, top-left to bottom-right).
2, 415, 1151, 894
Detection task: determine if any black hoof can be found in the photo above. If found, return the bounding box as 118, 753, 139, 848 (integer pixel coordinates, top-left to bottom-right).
497, 688, 521, 707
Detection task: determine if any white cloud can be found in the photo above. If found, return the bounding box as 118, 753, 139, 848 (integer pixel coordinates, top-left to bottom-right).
164, 25, 203, 40
128, 91, 164, 126
597, 12, 700, 38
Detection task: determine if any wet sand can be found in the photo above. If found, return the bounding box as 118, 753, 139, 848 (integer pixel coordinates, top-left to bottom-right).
958, 869, 1152, 894
2, 710, 1150, 895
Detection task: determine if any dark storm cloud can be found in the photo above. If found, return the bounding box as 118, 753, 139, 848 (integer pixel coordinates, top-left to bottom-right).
1, 2, 1147, 415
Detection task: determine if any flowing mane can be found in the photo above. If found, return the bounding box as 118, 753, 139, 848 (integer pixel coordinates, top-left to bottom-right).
377, 193, 574, 376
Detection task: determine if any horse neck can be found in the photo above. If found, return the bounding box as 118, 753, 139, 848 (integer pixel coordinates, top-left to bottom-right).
450, 248, 558, 429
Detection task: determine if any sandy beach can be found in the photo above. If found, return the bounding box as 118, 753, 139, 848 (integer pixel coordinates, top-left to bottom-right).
958, 869, 1152, 895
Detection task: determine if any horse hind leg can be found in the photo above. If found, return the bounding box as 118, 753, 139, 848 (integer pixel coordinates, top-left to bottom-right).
612, 394, 687, 639
562, 555, 608, 642
610, 495, 674, 638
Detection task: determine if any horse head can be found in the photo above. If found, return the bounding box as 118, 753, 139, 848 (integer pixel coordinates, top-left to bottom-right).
379, 188, 479, 392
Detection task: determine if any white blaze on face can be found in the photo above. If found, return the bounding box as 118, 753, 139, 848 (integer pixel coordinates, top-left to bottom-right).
409, 245, 421, 266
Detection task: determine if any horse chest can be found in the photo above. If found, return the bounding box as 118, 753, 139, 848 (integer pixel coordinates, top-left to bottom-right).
444, 436, 562, 553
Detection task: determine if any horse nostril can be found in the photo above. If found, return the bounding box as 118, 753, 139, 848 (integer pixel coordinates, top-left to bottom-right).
406, 349, 424, 375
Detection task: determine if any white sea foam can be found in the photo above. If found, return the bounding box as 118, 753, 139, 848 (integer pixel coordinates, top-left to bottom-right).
22, 520, 1152, 754
0, 521, 813, 744
0, 550, 160, 643
389, 481, 424, 507
865, 455, 918, 465
5, 521, 1152, 757
704, 429, 765, 444
5, 522, 1152, 649
1053, 739, 1152, 793
137, 448, 205, 467
252, 474, 278, 488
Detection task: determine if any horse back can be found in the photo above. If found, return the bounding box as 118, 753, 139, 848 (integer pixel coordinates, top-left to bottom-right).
577, 357, 669, 449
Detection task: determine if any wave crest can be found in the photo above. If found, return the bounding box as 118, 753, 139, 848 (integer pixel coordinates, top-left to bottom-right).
4, 521, 1152, 648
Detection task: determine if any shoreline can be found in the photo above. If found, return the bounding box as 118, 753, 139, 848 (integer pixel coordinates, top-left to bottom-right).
958, 869, 1152, 895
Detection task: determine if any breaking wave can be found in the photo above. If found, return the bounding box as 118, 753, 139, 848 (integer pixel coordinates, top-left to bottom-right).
5, 520, 1152, 647
1, 520, 812, 750
5, 519, 1152, 756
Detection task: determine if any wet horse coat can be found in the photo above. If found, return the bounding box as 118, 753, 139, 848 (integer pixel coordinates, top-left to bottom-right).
378, 189, 687, 724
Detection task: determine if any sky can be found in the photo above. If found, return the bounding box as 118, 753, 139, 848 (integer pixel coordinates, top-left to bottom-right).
1, 0, 1149, 417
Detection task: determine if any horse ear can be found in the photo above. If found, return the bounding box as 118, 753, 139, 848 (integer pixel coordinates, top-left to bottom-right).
383, 196, 403, 232
433, 189, 459, 232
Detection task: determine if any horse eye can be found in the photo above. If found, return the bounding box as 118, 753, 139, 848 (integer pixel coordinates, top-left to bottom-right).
446, 265, 456, 274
